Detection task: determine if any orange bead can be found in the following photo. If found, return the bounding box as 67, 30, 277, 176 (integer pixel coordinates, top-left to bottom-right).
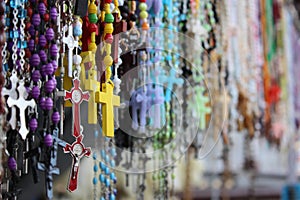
142, 22, 149, 30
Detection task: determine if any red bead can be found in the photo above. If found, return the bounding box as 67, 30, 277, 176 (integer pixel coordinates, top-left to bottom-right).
25, 49, 31, 58
140, 0, 146, 2
25, 22, 31, 30
27, 7, 33, 18
104, 0, 112, 3
43, 13, 49, 22
89, 23, 98, 33
104, 33, 113, 44
35, 37, 39, 44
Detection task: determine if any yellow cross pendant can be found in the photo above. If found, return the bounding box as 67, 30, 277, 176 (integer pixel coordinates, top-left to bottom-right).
95, 80, 120, 137
80, 51, 100, 124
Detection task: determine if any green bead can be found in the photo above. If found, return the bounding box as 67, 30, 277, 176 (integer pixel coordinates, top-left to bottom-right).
171, 174, 175, 180
171, 131, 176, 138
139, 11, 148, 19
210, 18, 216, 24
105, 13, 114, 23
139, 2, 147, 11
89, 13, 98, 23
152, 174, 156, 180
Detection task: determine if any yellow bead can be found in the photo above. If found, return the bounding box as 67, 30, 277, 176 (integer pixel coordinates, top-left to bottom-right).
88, 43, 97, 52
88, 2, 97, 14
104, 23, 114, 34
103, 55, 113, 67
139, 11, 148, 19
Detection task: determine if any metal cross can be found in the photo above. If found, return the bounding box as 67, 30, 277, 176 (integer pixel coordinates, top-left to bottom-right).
7, 80, 36, 140
63, 25, 79, 77
2, 70, 18, 130
95, 80, 120, 137
63, 134, 91, 192
65, 78, 90, 138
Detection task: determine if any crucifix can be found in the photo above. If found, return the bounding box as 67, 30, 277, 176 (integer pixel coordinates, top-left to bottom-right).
63, 24, 78, 78
63, 134, 91, 192
160, 69, 184, 103
37, 127, 63, 199
65, 78, 90, 137
7, 80, 36, 140
95, 80, 120, 137
2, 70, 18, 130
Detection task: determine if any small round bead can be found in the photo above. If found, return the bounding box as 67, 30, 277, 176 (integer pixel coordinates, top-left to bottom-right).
110, 160, 115, 167
110, 172, 115, 180
44, 133, 53, 147
109, 194, 116, 200
31, 86, 40, 99
139, 3, 147, 11
8, 157, 17, 171
73, 55, 82, 65
93, 177, 98, 185
105, 166, 110, 174
27, 7, 33, 18
105, 178, 110, 187
29, 118, 38, 132
73, 26, 82, 37
103, 55, 113, 67
51, 111, 60, 124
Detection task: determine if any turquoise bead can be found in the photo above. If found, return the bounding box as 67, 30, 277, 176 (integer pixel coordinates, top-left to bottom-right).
110, 172, 115, 180
110, 148, 116, 157
109, 194, 116, 200
110, 160, 115, 167
99, 174, 105, 183
100, 197, 105, 200
105, 155, 110, 163
93, 165, 98, 172
105, 167, 110, 175
105, 178, 110, 187
93, 153, 97, 160
101, 150, 105, 159
99, 162, 106, 171
93, 177, 98, 185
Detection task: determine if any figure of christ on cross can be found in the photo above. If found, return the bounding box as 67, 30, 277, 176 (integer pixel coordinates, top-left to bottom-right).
65, 78, 90, 138
63, 134, 91, 192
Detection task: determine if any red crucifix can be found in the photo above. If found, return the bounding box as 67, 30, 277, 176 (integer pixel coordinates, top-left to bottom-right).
63, 135, 91, 192
65, 78, 90, 138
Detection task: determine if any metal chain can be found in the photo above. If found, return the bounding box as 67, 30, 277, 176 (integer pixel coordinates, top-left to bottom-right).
19, 2, 26, 70
1, 0, 8, 74
11, 7, 18, 67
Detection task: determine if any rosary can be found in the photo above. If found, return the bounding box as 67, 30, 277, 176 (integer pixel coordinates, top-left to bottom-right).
0, 0, 299, 199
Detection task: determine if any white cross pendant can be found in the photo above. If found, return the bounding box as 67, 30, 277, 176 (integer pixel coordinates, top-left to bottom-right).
63, 25, 78, 77
7, 80, 36, 140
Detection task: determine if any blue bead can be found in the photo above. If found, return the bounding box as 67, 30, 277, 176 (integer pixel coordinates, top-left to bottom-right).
18, 9, 27, 18
113, 177, 117, 184
93, 153, 97, 160
73, 26, 82, 37
93, 165, 98, 172
110, 172, 115, 180
110, 148, 116, 157
109, 194, 115, 200
105, 155, 109, 163
105, 167, 110, 175
105, 178, 110, 187
10, 31, 19, 39
101, 150, 105, 159
99, 174, 105, 183
110, 160, 115, 167
100, 197, 105, 200
94, 130, 99, 138
93, 177, 98, 185
6, 18, 10, 27
113, 189, 117, 195
99, 162, 106, 171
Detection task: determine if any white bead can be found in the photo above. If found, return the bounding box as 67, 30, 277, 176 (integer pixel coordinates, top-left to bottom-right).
73, 55, 82, 65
